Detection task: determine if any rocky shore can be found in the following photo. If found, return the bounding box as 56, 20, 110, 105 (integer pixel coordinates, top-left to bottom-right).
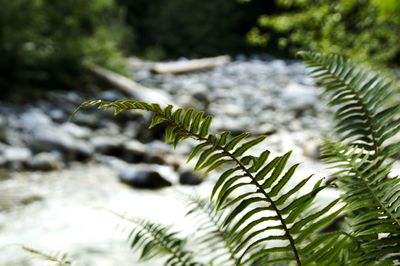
1, 55, 342, 265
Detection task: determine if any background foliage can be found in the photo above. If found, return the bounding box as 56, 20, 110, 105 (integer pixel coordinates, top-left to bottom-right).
0, 0, 127, 90
249, 0, 400, 67
2, 0, 398, 91
116, 0, 276, 60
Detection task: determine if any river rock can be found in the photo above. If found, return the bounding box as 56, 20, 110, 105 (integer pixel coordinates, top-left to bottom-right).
76, 142, 95, 161
119, 168, 172, 189
0, 155, 6, 168
48, 109, 66, 122
60, 123, 92, 139
123, 140, 167, 165
72, 112, 104, 129
20, 109, 52, 129
24, 125, 77, 154
302, 142, 322, 160
19, 108, 80, 159
122, 140, 147, 162
0, 145, 32, 169
96, 90, 125, 102
2, 146, 31, 161
91, 136, 125, 157
28, 152, 63, 171
0, 115, 6, 142
179, 170, 202, 185
120, 139, 168, 165
281, 82, 318, 114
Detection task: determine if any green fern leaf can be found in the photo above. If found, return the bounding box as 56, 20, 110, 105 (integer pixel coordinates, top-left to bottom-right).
181, 194, 240, 266
299, 51, 400, 159
322, 139, 400, 263
115, 212, 203, 266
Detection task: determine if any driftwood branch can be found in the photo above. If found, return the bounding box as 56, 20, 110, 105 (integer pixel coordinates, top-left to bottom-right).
87, 65, 173, 106
152, 55, 231, 75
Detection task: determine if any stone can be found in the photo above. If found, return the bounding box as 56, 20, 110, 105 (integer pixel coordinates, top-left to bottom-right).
48, 109, 66, 122
19, 194, 44, 205
3, 146, 32, 162
302, 142, 321, 160
145, 154, 167, 165
176, 94, 201, 109
269, 59, 287, 73
76, 142, 95, 161
20, 108, 52, 132
122, 140, 168, 165
72, 112, 103, 128
28, 152, 62, 171
0, 115, 5, 127
136, 121, 168, 142
91, 136, 125, 157
190, 83, 209, 102
24, 125, 77, 154
0, 155, 7, 168
65, 91, 83, 104
3, 129, 25, 147
235, 54, 247, 62
96, 90, 125, 102
20, 108, 82, 159
119, 168, 172, 189
21, 116, 93, 162
281, 82, 319, 114
179, 170, 202, 185
0, 115, 6, 142
1, 146, 32, 169
122, 140, 147, 162
60, 122, 92, 139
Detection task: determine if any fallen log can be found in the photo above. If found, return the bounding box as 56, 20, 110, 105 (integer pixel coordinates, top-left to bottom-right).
152, 55, 231, 75
87, 65, 173, 106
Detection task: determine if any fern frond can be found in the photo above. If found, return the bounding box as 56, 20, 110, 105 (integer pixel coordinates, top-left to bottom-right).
322, 139, 400, 263
114, 212, 202, 266
79, 100, 342, 266
22, 246, 74, 266
182, 193, 240, 266
299, 51, 400, 159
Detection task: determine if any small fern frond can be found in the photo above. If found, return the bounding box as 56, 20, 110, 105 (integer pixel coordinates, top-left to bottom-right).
79, 100, 342, 266
114, 212, 202, 266
322, 139, 400, 263
22, 246, 74, 266
299, 51, 400, 159
181, 193, 240, 266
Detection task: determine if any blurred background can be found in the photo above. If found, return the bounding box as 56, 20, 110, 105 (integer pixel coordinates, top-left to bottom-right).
0, 0, 399, 265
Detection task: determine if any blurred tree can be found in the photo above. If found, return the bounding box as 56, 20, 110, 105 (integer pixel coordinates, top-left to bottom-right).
0, 0, 128, 90
248, 0, 400, 66
373, 0, 400, 18
117, 0, 276, 59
